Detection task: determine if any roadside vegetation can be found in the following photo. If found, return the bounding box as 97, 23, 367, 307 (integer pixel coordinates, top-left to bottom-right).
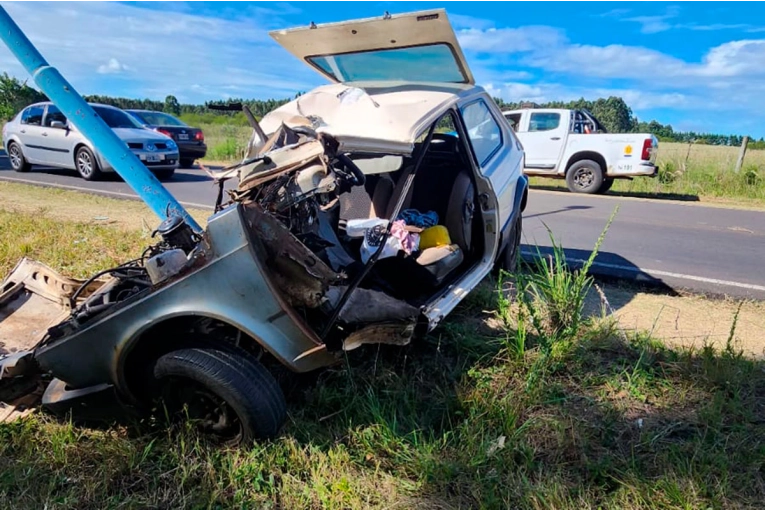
198, 123, 765, 207
0, 185, 762, 509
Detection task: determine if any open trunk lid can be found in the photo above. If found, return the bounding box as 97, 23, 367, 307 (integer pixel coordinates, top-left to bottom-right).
269, 9, 475, 85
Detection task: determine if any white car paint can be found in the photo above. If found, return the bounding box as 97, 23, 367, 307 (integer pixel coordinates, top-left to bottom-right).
243, 9, 529, 329
503, 107, 659, 193
3, 102, 179, 180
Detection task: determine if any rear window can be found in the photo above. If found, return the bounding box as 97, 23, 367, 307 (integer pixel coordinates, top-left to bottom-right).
21, 105, 44, 126
308, 43, 467, 83
129, 111, 186, 127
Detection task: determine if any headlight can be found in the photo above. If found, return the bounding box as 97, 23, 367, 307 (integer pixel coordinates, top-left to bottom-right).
165, 139, 177, 150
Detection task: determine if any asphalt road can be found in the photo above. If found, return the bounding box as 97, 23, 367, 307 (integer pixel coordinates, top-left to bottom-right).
1, 150, 764, 300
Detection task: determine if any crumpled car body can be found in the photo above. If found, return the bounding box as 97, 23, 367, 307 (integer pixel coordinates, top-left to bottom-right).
0, 8, 528, 440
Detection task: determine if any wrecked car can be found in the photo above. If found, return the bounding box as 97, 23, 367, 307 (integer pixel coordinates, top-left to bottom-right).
0, 9, 528, 444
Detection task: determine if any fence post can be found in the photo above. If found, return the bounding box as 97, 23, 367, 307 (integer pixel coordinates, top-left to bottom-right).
734, 136, 749, 173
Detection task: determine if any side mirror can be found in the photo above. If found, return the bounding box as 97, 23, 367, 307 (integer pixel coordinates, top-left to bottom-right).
50, 120, 67, 129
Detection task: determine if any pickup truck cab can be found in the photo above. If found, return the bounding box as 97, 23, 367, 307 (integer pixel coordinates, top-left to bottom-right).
502, 107, 658, 194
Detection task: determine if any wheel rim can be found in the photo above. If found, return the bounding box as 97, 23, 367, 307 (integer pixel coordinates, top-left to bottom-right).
159, 377, 244, 444
77, 150, 93, 177
9, 145, 22, 169
573, 167, 595, 189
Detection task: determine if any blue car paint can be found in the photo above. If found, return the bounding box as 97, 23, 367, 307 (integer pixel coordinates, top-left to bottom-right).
0, 7, 201, 232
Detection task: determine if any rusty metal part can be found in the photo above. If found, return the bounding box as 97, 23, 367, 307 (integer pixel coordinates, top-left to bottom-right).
325, 286, 418, 324
342, 323, 415, 351
243, 203, 341, 309
0, 259, 109, 356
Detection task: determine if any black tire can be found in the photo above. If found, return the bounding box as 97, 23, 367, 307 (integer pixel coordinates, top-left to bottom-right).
154, 168, 175, 181
598, 178, 614, 194
498, 212, 523, 273
565, 159, 604, 194
75, 146, 102, 181
7, 141, 31, 172
151, 345, 286, 445
179, 158, 195, 168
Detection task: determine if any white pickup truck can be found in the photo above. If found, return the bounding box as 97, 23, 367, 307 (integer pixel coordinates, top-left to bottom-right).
502, 107, 659, 194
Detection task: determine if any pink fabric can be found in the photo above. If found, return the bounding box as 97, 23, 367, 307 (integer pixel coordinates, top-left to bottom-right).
390, 219, 419, 255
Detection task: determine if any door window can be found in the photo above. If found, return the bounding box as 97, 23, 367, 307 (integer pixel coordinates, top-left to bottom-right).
504, 113, 522, 132
21, 105, 44, 126
461, 100, 503, 166
528, 112, 561, 132
44, 105, 68, 127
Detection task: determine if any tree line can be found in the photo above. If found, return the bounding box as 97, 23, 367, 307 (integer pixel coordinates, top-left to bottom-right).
494, 96, 765, 149
2, 72, 762, 149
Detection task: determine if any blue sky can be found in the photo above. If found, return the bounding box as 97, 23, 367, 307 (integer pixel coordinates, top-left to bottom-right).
1, 1, 764, 137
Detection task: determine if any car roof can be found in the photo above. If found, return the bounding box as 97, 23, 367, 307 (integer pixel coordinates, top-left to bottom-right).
23, 101, 121, 110
259, 81, 486, 154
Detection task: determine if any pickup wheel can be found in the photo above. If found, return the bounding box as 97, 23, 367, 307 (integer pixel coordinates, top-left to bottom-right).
598, 178, 615, 194
566, 159, 604, 194
150, 344, 286, 445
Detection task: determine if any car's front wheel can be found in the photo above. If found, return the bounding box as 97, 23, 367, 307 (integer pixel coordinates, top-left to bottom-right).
179, 158, 195, 168
566, 159, 604, 194
75, 146, 103, 181
150, 344, 286, 445
7, 142, 31, 172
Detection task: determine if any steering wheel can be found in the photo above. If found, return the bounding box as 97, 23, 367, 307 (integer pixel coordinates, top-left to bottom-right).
335, 153, 366, 187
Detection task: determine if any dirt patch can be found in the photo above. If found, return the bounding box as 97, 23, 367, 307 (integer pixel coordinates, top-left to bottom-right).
0, 181, 210, 231
587, 284, 765, 356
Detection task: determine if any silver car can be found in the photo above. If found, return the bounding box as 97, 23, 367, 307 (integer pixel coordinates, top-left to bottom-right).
2, 102, 179, 181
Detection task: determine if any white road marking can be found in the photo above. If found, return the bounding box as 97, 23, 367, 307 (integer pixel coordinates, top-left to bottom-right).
521, 248, 765, 293
0, 175, 213, 210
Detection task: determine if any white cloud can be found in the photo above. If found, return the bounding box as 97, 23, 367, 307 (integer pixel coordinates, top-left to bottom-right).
97, 58, 130, 75
0, 1, 322, 102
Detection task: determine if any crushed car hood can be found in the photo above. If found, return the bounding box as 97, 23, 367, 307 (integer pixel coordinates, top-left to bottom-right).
256, 81, 475, 155
269, 8, 474, 86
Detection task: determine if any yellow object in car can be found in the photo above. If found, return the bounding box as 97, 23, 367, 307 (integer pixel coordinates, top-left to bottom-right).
419, 225, 451, 250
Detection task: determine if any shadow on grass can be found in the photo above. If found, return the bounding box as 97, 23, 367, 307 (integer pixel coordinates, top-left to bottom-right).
1, 280, 761, 508
530, 183, 701, 203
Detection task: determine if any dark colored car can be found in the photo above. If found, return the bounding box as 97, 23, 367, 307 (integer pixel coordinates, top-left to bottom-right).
126, 110, 206, 168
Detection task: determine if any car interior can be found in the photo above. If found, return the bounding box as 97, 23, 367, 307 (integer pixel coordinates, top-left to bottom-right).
335, 118, 485, 306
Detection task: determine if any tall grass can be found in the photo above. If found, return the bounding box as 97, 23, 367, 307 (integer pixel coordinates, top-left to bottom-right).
1, 205, 764, 508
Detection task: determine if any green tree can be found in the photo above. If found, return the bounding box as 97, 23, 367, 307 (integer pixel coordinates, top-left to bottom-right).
163, 95, 181, 116
0, 73, 47, 121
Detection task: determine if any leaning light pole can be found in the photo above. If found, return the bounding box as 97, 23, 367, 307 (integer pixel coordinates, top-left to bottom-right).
0, 6, 202, 232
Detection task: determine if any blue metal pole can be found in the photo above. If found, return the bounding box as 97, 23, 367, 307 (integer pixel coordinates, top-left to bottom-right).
0, 6, 202, 232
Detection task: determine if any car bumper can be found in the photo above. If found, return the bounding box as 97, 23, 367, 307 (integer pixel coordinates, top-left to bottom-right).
609, 160, 658, 178
100, 151, 179, 172
177, 142, 207, 159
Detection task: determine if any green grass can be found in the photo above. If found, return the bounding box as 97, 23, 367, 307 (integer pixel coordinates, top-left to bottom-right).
0, 203, 763, 508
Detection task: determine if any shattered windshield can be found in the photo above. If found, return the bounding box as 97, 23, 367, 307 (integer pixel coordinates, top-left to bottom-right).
307, 43, 468, 83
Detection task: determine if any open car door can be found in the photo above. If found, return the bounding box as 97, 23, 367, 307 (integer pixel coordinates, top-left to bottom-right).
269, 9, 475, 85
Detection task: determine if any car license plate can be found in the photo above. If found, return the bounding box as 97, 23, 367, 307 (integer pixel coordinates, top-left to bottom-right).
178, 133, 189, 140
146, 154, 162, 162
